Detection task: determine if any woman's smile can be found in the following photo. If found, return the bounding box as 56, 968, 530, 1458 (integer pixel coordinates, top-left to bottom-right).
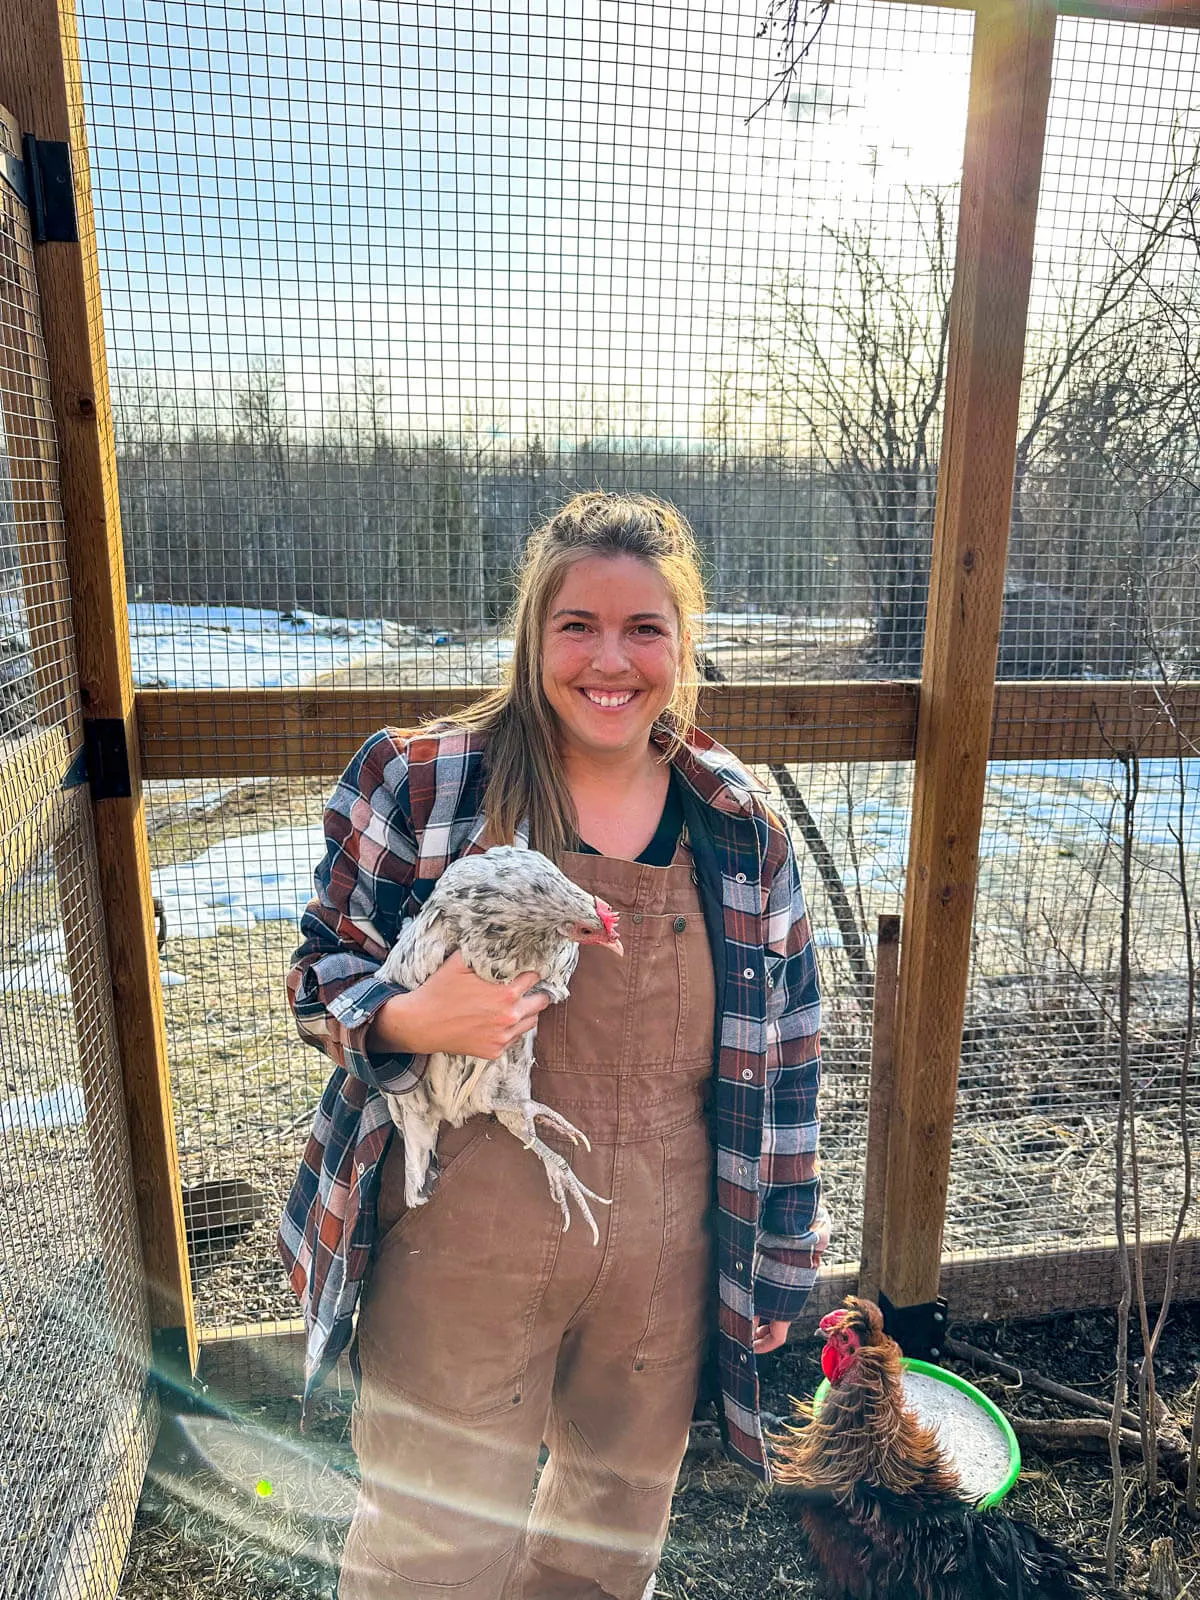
579, 687, 638, 710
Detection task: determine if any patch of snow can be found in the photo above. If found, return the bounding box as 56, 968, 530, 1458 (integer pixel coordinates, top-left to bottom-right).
150, 825, 326, 941
128, 603, 402, 690
0, 1080, 86, 1132
0, 963, 73, 999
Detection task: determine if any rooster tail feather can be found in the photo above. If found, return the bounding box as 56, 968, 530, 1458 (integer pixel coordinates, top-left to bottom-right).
968, 1505, 1123, 1600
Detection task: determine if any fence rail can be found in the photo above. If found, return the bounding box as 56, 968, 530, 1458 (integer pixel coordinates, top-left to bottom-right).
135, 681, 1200, 777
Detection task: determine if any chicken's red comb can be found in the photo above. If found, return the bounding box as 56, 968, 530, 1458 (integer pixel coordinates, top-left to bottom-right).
818, 1309, 850, 1334
594, 897, 620, 940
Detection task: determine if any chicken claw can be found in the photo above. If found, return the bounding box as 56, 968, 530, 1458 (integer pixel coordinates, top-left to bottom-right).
522, 1135, 611, 1245
491, 1106, 610, 1244
529, 1102, 592, 1153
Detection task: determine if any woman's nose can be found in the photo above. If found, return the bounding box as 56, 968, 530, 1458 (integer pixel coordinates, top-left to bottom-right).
592, 630, 630, 673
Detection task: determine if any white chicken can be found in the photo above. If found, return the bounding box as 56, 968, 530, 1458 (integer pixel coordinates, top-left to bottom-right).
377, 846, 624, 1242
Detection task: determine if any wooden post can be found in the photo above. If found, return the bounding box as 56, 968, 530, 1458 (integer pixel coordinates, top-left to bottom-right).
878, 0, 1057, 1314
859, 914, 901, 1304
0, 0, 196, 1368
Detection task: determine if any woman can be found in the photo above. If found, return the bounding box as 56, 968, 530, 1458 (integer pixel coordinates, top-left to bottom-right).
279, 492, 828, 1600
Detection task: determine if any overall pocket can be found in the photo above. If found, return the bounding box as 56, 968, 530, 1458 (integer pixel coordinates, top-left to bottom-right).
360, 1123, 563, 1420
632, 1124, 715, 1371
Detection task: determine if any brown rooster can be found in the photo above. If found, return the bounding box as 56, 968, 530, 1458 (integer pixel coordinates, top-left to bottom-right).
772, 1298, 1123, 1600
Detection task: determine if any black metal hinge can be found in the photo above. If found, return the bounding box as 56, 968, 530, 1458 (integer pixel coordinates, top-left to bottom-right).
20, 134, 78, 244
81, 716, 132, 800
878, 1292, 950, 1362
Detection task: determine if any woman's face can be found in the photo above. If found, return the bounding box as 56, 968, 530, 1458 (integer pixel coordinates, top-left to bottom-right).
541, 553, 682, 763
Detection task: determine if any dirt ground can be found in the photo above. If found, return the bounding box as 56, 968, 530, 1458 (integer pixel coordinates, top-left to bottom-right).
117, 1303, 1200, 1599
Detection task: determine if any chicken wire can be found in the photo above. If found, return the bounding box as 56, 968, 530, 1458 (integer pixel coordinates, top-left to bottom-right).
69, 0, 1200, 1350
947, 16, 1200, 1298
79, 0, 977, 683
0, 117, 152, 1600
74, 0, 975, 1337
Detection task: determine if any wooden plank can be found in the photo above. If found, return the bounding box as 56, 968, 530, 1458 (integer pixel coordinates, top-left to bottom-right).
44, 1396, 156, 1600
879, 0, 1058, 1311
133, 681, 1200, 778
0, 4, 196, 1363
990, 681, 1200, 760
858, 914, 901, 1304
935, 1234, 1200, 1324
857, 0, 1200, 25
134, 681, 922, 776
199, 1234, 1200, 1404
802, 1235, 1200, 1328
1049, 0, 1200, 22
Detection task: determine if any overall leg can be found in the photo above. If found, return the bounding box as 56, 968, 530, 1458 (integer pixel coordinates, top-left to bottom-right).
341, 1122, 566, 1600
521, 1127, 713, 1600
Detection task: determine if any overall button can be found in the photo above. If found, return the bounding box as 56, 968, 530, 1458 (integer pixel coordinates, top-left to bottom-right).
673, 915, 687, 933
631, 913, 643, 924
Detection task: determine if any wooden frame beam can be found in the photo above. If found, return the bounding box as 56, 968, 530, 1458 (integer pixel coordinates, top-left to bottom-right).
879, 0, 1059, 1312
195, 1234, 1200, 1404
133, 681, 1200, 777
0, 10, 195, 1364
855, 0, 1200, 25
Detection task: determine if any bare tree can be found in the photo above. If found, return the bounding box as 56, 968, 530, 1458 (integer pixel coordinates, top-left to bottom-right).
731, 164, 1200, 676
233, 361, 295, 610
738, 186, 953, 671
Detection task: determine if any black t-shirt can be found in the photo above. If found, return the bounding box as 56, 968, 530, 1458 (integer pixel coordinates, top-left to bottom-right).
576, 770, 684, 867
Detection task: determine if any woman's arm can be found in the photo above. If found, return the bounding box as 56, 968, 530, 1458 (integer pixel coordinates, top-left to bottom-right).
288, 728, 551, 1090
287, 728, 425, 1093
754, 829, 831, 1327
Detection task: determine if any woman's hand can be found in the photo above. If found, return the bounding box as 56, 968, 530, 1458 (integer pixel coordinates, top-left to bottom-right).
367, 951, 552, 1060
751, 1317, 790, 1356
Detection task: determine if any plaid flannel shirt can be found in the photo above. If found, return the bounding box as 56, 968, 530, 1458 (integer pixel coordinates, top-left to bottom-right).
278, 723, 828, 1481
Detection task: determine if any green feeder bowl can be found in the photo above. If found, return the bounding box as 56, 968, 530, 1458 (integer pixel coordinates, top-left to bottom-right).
812, 1356, 1021, 1508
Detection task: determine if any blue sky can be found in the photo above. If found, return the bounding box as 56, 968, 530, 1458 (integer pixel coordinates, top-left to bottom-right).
75, 0, 1195, 440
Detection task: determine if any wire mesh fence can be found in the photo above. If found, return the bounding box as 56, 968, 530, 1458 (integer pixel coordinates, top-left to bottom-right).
0, 106, 151, 1600
73, 0, 978, 1338
65, 0, 1200, 1355
948, 13, 1200, 1308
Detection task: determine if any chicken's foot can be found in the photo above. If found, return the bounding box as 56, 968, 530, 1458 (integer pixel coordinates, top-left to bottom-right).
528, 1102, 592, 1152
491, 1108, 610, 1244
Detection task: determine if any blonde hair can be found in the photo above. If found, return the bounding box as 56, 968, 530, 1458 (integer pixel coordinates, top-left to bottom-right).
440, 491, 706, 856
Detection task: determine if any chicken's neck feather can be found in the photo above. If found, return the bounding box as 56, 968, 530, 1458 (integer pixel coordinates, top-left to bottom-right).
771, 1351, 962, 1501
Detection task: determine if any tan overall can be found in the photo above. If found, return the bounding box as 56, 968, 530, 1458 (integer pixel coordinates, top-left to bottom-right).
341, 845, 716, 1600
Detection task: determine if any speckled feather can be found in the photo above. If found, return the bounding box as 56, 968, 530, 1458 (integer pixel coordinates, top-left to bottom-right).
376, 846, 616, 1234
